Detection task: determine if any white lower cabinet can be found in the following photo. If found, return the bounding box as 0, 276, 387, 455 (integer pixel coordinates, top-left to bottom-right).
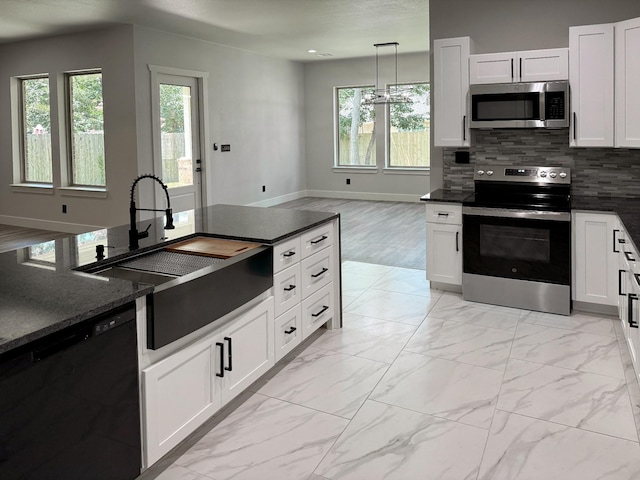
572, 212, 619, 306
425, 203, 462, 286
142, 296, 274, 467
274, 304, 303, 362
301, 284, 334, 339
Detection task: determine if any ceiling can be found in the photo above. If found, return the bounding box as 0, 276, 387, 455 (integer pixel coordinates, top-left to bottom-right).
0, 0, 429, 61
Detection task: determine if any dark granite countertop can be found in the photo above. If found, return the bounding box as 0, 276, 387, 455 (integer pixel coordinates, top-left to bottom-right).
420, 189, 472, 203
572, 195, 640, 253
0, 204, 338, 355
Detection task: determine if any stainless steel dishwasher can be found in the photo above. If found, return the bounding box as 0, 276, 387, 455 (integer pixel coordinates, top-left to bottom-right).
0, 303, 141, 479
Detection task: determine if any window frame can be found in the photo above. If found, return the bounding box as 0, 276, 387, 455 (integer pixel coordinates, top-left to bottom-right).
333, 84, 378, 169
385, 81, 431, 171
17, 75, 53, 185
65, 69, 106, 189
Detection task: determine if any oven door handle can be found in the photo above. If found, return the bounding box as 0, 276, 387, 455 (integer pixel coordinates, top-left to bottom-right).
462, 207, 571, 222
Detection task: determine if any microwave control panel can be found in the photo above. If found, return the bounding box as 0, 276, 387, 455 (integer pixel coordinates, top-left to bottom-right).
545, 91, 565, 120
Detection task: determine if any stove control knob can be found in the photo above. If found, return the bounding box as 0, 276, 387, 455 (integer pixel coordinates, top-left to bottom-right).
549, 171, 557, 178
539, 171, 547, 178
477, 170, 485, 176
486, 170, 494, 176
559, 172, 567, 179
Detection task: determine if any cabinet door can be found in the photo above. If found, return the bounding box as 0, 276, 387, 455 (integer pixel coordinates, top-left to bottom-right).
518, 48, 569, 82
469, 52, 516, 84
433, 37, 471, 147
615, 16, 640, 148
625, 269, 640, 380
569, 24, 614, 147
142, 332, 221, 466
274, 304, 303, 362
426, 223, 462, 285
219, 297, 274, 405
573, 212, 618, 305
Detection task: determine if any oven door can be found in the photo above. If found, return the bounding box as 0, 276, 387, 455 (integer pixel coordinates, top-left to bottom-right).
462, 207, 571, 285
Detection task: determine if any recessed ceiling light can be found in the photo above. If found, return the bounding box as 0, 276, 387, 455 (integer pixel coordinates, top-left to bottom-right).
307, 49, 317, 53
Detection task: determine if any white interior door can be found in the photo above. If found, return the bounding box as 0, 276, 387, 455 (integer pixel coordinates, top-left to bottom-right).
153, 74, 203, 213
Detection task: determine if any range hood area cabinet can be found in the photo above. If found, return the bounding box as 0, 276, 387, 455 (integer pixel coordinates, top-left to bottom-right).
433, 37, 473, 147
469, 48, 568, 85
569, 16, 640, 148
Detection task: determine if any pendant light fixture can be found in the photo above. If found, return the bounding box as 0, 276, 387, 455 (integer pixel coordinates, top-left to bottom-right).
364, 42, 412, 105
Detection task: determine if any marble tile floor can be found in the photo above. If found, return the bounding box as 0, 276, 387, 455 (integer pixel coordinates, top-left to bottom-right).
143, 261, 640, 480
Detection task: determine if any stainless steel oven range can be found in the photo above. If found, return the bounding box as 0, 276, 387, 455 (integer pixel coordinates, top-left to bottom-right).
462, 165, 571, 315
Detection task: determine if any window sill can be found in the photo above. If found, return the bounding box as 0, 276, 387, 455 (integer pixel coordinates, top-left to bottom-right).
58, 186, 108, 198
332, 166, 379, 174
11, 183, 54, 194
383, 167, 430, 176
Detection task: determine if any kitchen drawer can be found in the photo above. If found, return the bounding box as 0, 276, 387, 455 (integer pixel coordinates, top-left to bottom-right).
301, 283, 333, 339
273, 236, 301, 274
273, 263, 302, 317
300, 248, 333, 299
300, 222, 334, 259
274, 304, 302, 362
425, 203, 462, 225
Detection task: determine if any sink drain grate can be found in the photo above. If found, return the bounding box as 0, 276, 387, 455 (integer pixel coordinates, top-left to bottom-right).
119, 250, 225, 277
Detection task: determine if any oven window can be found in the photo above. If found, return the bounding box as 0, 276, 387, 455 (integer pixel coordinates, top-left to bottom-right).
479, 224, 550, 262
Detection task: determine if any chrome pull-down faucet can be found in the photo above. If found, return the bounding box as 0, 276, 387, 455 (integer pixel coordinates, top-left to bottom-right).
129, 174, 175, 250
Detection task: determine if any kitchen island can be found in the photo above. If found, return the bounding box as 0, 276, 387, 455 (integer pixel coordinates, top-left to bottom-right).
0, 203, 342, 476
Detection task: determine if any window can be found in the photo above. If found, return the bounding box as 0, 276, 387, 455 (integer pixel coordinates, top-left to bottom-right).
388, 83, 430, 168
335, 86, 376, 166
20, 76, 52, 183
67, 71, 105, 187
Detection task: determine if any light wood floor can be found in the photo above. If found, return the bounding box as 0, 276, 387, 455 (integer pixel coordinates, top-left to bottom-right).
275, 197, 425, 270
0, 225, 68, 254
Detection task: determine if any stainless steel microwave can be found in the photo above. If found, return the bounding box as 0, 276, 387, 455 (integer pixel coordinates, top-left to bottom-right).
469, 81, 569, 129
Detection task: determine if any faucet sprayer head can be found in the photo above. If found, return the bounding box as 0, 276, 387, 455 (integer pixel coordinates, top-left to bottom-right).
164, 208, 175, 230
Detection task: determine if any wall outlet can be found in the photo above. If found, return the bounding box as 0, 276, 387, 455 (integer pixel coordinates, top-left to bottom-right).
262, 185, 266, 192
346, 178, 351, 185
221, 144, 231, 152
62, 204, 67, 213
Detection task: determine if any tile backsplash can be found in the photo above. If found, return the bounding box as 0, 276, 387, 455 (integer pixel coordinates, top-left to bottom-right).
443, 129, 640, 197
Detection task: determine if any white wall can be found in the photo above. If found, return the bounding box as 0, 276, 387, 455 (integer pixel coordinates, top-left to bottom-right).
132, 26, 306, 211
304, 52, 431, 202
429, 0, 640, 190
0, 25, 138, 231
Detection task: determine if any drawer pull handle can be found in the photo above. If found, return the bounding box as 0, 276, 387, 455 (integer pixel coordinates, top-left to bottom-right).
310, 235, 328, 245
312, 305, 329, 317
311, 267, 329, 278
284, 284, 296, 292
629, 294, 639, 329
636, 273, 640, 288
283, 251, 296, 258
438, 212, 449, 217
224, 336, 233, 372
613, 229, 620, 252
620, 269, 627, 297
284, 326, 297, 334
216, 342, 225, 378
624, 251, 636, 262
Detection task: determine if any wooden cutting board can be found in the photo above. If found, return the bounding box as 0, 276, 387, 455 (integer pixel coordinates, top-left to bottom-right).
164, 237, 261, 259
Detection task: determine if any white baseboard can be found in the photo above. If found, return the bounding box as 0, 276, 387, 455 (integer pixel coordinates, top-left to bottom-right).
0, 215, 102, 234
306, 190, 422, 203
247, 190, 308, 208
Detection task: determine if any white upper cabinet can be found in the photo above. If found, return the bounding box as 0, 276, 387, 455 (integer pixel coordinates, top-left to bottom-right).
433, 37, 472, 147
615, 16, 640, 148
569, 24, 615, 147
469, 48, 569, 84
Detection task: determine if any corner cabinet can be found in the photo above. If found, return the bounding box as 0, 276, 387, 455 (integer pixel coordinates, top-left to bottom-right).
433, 37, 472, 147
615, 16, 640, 148
425, 203, 462, 286
469, 48, 569, 84
569, 24, 615, 147
573, 212, 619, 306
